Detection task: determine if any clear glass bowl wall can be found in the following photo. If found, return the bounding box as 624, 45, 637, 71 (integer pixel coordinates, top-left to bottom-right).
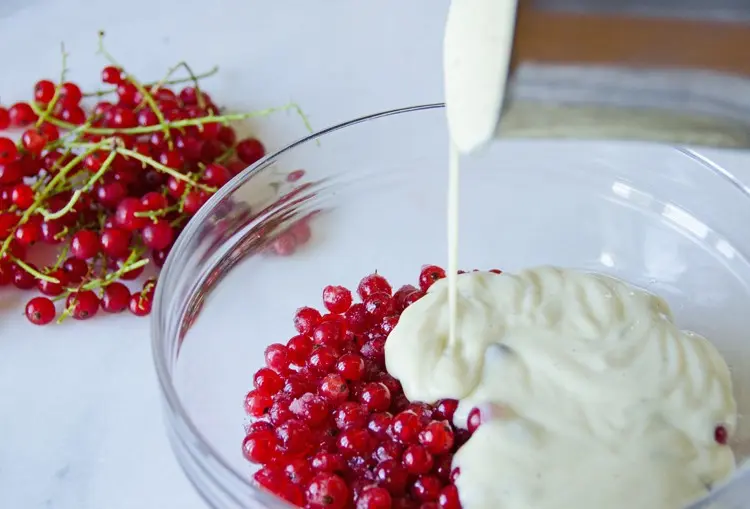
152, 104, 750, 508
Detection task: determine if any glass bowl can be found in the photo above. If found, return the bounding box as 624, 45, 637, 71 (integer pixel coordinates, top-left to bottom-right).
152, 104, 750, 508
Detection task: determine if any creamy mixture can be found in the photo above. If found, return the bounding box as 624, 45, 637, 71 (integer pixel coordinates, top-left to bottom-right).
385, 268, 737, 509
383, 1, 739, 508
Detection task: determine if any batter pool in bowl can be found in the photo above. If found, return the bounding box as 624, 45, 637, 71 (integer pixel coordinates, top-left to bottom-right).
151, 104, 750, 509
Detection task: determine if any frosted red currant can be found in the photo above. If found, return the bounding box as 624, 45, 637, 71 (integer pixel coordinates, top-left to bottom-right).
323, 285, 353, 314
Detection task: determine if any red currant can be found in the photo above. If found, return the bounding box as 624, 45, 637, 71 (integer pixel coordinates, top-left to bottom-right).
101, 283, 131, 313
66, 290, 100, 320
25, 296, 56, 325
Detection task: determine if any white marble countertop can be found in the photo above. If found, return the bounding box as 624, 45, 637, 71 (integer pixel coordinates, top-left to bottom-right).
1, 1, 749, 508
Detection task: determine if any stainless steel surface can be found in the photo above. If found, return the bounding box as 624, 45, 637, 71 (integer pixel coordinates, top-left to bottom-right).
534, 0, 750, 21
493, 1, 750, 148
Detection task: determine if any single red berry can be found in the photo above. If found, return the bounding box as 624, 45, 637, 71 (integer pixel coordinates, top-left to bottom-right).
33, 80, 56, 104
101, 282, 131, 313
374, 459, 409, 496
38, 123, 60, 142
287, 334, 314, 365
59, 106, 86, 125
116, 82, 140, 107
402, 445, 434, 475
59, 82, 82, 105
158, 150, 183, 169
20, 129, 47, 155
0, 161, 22, 185
242, 429, 278, 464
322, 285, 353, 314
140, 191, 168, 211
265, 343, 291, 374
434, 400, 459, 422
467, 407, 482, 434
108, 106, 137, 129
333, 402, 368, 431
182, 190, 209, 215
364, 292, 393, 320
269, 394, 296, 426
359, 382, 391, 413
307, 345, 338, 373
0, 107, 9, 129
99, 227, 131, 259
419, 421, 455, 455
14, 222, 41, 246
336, 428, 374, 458
66, 290, 100, 320
128, 292, 152, 316
283, 457, 314, 485
25, 297, 56, 325
0, 137, 18, 165
11, 184, 34, 210
253, 367, 284, 395
8, 103, 37, 127
336, 353, 365, 381
357, 486, 392, 509
141, 220, 174, 250
12, 263, 36, 290
291, 393, 330, 427
201, 163, 232, 187
101, 66, 123, 85
419, 265, 447, 292
391, 411, 422, 444
294, 306, 322, 335
136, 108, 158, 127
312, 321, 343, 349
410, 475, 442, 502
70, 229, 100, 260
115, 197, 148, 231
62, 257, 88, 284
236, 138, 265, 165
37, 269, 66, 296
306, 473, 349, 509
276, 419, 314, 457
244, 389, 274, 417
165, 176, 187, 199
358, 273, 393, 299
310, 452, 346, 474
344, 303, 370, 333
715, 425, 729, 445
319, 373, 350, 404
368, 412, 394, 440
438, 485, 461, 509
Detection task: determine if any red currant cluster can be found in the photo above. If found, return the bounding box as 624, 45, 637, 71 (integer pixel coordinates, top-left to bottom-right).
244, 266, 481, 509
0, 38, 308, 326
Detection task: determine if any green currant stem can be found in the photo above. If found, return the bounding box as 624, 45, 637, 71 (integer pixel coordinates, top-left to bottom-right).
35, 43, 69, 129
13, 257, 60, 283
116, 147, 216, 192
52, 244, 70, 269
133, 203, 180, 219
72, 257, 149, 293
83, 66, 220, 98
30, 102, 298, 135
38, 150, 118, 220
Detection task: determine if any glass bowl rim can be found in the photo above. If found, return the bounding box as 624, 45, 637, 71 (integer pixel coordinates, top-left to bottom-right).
150, 102, 750, 504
